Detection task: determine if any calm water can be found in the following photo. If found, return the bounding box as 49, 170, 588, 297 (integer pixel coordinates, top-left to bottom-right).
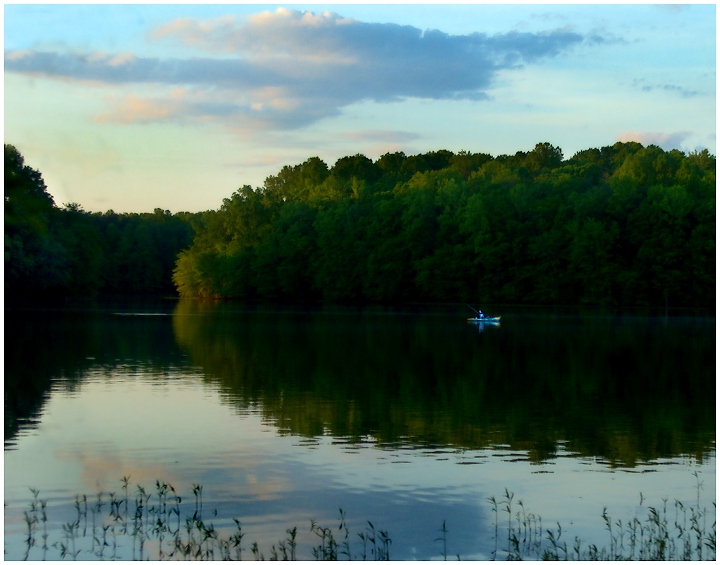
4, 301, 716, 560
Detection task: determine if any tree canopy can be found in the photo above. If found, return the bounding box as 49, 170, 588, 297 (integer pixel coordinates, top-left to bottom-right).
172, 142, 715, 307
5, 142, 714, 308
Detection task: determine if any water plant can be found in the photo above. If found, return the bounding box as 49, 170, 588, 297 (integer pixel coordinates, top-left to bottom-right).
11, 477, 715, 560
487, 486, 716, 561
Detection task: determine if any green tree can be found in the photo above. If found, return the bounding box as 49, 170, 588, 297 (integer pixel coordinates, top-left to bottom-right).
449, 150, 493, 179
4, 144, 69, 301
523, 142, 564, 173
311, 200, 369, 301
171, 143, 715, 308
331, 154, 380, 183
363, 196, 410, 302
568, 218, 620, 305
264, 157, 330, 202
4, 145, 55, 234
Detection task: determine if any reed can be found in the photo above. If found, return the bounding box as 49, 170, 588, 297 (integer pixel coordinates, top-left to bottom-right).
14, 477, 715, 561
487, 486, 716, 561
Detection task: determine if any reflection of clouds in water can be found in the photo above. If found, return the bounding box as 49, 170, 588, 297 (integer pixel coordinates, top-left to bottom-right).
45, 375, 300, 503
5, 372, 717, 560
54, 444, 183, 494
194, 450, 491, 560
244, 473, 290, 501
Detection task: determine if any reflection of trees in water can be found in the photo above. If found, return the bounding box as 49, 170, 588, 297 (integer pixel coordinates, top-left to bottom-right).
4, 306, 185, 447
4, 303, 713, 466
172, 301, 715, 466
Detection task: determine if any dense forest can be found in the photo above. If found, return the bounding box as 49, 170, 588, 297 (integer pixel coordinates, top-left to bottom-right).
172, 142, 715, 307
5, 144, 197, 303
5, 142, 715, 307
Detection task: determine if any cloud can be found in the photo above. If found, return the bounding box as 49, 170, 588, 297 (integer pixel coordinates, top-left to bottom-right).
5, 8, 598, 131
632, 78, 700, 98
107, 52, 137, 67
94, 92, 186, 124
616, 131, 692, 151
654, 4, 689, 13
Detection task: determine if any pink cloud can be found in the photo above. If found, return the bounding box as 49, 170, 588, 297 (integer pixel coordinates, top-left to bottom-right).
616, 131, 691, 150
94, 93, 185, 124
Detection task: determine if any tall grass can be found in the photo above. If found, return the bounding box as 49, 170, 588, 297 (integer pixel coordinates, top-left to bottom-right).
15, 476, 715, 560
487, 484, 716, 561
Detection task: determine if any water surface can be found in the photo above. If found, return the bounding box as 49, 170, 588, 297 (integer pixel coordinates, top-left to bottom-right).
4, 301, 715, 560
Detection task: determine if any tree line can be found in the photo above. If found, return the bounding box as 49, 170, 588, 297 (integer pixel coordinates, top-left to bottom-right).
5, 141, 715, 307
5, 144, 197, 303
172, 142, 715, 307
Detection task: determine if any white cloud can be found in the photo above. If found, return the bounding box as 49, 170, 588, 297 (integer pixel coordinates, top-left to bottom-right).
5, 8, 601, 132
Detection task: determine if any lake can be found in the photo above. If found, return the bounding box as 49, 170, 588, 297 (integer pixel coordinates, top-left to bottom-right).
4, 300, 716, 560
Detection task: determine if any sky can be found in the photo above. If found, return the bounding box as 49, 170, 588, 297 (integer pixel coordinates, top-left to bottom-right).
4, 3, 716, 213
